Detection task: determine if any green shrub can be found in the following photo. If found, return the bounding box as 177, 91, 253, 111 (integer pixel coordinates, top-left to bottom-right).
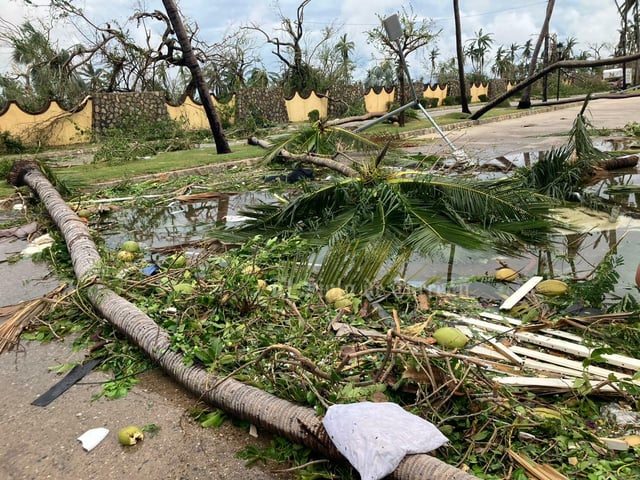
478, 94, 489, 103
0, 159, 12, 178
442, 96, 459, 106
0, 130, 25, 154
421, 97, 439, 108
94, 115, 203, 164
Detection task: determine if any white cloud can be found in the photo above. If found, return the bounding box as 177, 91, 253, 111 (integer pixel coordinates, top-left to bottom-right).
0, 0, 626, 82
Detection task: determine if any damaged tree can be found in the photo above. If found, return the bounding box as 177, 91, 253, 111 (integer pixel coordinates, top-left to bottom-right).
160, 0, 230, 153
8, 159, 478, 480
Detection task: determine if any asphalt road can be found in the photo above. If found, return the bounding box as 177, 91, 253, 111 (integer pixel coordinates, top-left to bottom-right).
410, 95, 640, 160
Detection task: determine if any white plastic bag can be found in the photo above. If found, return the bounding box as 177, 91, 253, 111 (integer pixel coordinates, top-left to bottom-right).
322, 402, 448, 480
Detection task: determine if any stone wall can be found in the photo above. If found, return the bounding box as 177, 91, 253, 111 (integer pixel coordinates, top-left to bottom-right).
487, 79, 511, 100
236, 87, 288, 124
327, 84, 366, 118
92, 92, 169, 134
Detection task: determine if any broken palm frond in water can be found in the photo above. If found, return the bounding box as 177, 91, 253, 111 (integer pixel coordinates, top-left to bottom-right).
0, 285, 68, 354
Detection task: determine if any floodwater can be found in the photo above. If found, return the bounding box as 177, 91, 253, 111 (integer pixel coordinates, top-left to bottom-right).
96, 160, 640, 300
100, 191, 276, 250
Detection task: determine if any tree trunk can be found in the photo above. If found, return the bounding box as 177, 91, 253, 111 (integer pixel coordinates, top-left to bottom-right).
453, 0, 471, 114
161, 0, 231, 154
9, 161, 478, 480
247, 137, 359, 177
518, 0, 555, 109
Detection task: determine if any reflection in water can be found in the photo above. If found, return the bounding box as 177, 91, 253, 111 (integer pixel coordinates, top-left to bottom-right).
101, 191, 277, 250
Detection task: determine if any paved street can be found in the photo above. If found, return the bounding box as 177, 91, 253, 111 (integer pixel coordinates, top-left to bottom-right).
413, 95, 640, 160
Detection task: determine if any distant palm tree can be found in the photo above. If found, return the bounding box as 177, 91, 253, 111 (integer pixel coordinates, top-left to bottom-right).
465, 28, 493, 78
334, 33, 355, 84
428, 46, 440, 83
9, 22, 86, 107
492, 45, 507, 79
518, 0, 555, 108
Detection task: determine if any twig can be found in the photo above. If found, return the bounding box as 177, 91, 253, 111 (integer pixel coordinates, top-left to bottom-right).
271, 459, 330, 473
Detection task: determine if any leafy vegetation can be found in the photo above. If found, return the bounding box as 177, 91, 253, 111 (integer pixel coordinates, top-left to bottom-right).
4, 98, 640, 480
94, 115, 210, 164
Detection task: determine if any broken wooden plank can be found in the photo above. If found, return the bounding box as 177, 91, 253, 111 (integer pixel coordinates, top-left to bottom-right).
500, 276, 543, 310
481, 312, 588, 343
444, 312, 640, 372
469, 345, 619, 381
477, 332, 524, 366
508, 449, 569, 480
509, 345, 638, 383
496, 376, 617, 392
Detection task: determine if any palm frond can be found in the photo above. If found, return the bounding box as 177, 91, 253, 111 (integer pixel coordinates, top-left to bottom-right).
516, 146, 584, 200
569, 95, 607, 167
261, 121, 383, 166
316, 239, 394, 293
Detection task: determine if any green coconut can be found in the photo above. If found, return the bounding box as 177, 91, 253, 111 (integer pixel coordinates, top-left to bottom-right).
325, 287, 346, 304
173, 283, 195, 295
433, 327, 469, 349
116, 250, 136, 263
121, 240, 141, 253
165, 254, 187, 268
333, 297, 353, 310
118, 426, 144, 446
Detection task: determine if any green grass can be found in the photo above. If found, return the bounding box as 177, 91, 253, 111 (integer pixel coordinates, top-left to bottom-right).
0, 144, 265, 197
0, 105, 524, 198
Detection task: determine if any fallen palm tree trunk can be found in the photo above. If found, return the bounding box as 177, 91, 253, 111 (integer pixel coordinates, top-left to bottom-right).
248, 136, 359, 177
598, 153, 638, 171
8, 160, 477, 480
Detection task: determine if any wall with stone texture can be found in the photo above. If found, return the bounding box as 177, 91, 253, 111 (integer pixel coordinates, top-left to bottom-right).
92, 92, 168, 134
0, 80, 516, 147
235, 86, 288, 124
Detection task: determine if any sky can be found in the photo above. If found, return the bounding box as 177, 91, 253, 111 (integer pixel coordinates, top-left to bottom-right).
0, 0, 623, 81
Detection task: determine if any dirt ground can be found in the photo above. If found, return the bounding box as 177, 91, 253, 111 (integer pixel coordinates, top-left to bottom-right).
2, 95, 640, 480
0, 338, 290, 480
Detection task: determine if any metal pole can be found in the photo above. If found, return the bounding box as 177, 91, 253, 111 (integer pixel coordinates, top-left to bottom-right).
396, 39, 464, 158
355, 24, 463, 158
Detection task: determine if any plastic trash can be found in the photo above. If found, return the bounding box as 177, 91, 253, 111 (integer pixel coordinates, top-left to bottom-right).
77, 427, 109, 451
322, 402, 449, 480
141, 264, 160, 276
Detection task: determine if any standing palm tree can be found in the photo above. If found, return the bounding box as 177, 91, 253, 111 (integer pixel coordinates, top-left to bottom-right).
334, 33, 355, 85
161, 0, 230, 153
428, 46, 440, 83
7, 22, 86, 108
518, 0, 555, 108
466, 28, 493, 78
492, 45, 507, 79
